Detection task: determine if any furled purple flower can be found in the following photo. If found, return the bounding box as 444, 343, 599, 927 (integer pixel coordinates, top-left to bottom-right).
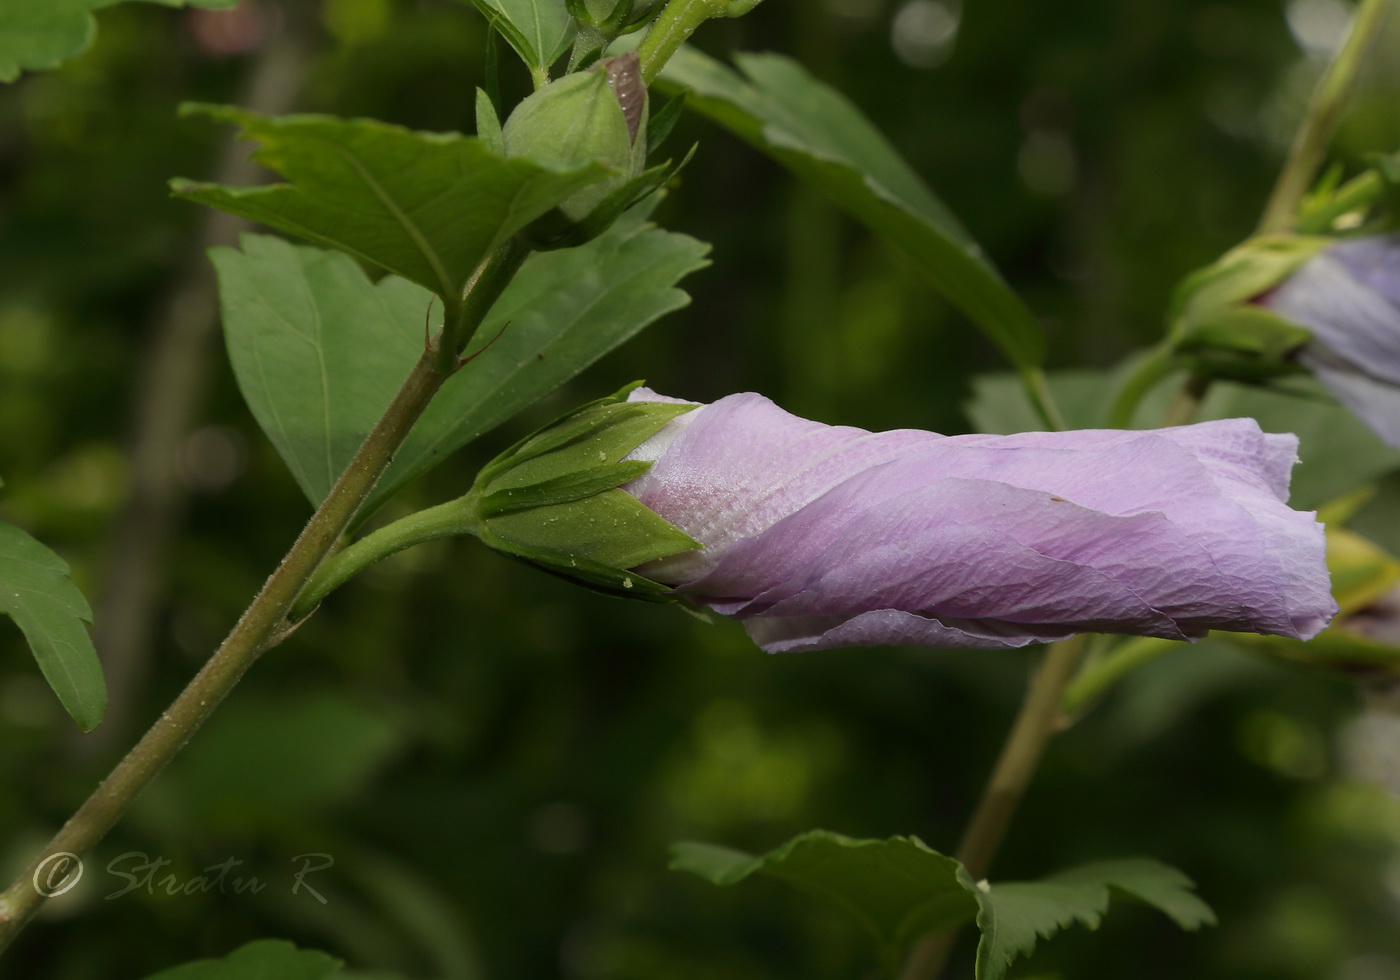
622, 390, 1336, 653
1264, 234, 1400, 450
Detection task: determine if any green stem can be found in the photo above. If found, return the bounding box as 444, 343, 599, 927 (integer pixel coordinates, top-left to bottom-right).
1256, 0, 1395, 235
0, 345, 453, 952
0, 226, 534, 949
636, 0, 726, 84
290, 495, 482, 621
898, 635, 1088, 980
1106, 345, 1177, 429
1160, 371, 1211, 428
436, 238, 532, 373
1060, 635, 1177, 718
1021, 366, 1067, 431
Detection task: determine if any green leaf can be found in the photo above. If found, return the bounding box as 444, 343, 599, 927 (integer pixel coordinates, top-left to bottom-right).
0, 0, 235, 83
462, 0, 574, 82
140, 939, 343, 980
671, 830, 981, 969
966, 366, 1400, 510
361, 203, 709, 518
211, 208, 708, 515
209, 235, 430, 507
660, 46, 1045, 369
173, 106, 609, 305
975, 859, 1215, 980
0, 521, 104, 731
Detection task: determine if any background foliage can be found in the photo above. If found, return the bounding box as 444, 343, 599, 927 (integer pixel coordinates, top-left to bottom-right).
1, 0, 1399, 977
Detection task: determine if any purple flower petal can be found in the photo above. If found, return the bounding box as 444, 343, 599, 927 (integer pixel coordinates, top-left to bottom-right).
1266, 234, 1400, 448
625, 389, 1335, 653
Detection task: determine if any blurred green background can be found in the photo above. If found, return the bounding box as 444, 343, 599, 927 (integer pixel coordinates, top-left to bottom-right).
2, 0, 1399, 977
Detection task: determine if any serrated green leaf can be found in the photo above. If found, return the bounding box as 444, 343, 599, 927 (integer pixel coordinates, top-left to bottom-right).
671, 830, 981, 968
975, 880, 1108, 980
965, 367, 1400, 509
140, 939, 343, 980
210, 209, 707, 516
0, 0, 235, 83
1051, 859, 1217, 931
0, 522, 104, 731
174, 106, 609, 304
975, 858, 1215, 980
463, 0, 574, 81
660, 46, 1045, 369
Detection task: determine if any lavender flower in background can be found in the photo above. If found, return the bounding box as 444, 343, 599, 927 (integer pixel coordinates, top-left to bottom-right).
622, 390, 1336, 653
1264, 234, 1400, 450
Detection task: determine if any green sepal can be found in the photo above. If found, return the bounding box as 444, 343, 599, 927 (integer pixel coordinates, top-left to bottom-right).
1173, 305, 1313, 382
473, 384, 701, 600
480, 526, 677, 600
479, 459, 653, 516
1166, 235, 1329, 382
522, 147, 694, 251
1296, 150, 1400, 235
475, 88, 505, 155
646, 92, 686, 157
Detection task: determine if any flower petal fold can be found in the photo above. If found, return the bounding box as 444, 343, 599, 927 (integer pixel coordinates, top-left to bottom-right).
624, 390, 1335, 653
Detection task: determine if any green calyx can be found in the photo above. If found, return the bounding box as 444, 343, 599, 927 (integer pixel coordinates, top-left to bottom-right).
470, 384, 701, 601
503, 52, 654, 242
1167, 234, 1330, 382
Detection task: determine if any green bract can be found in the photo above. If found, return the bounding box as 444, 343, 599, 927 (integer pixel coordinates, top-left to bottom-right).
503, 53, 649, 231
470, 386, 700, 600
1168, 235, 1329, 381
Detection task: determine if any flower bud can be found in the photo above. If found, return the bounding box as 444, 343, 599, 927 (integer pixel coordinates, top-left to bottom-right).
573, 0, 664, 31
470, 385, 699, 599
502, 53, 648, 227
1260, 234, 1400, 451
618, 389, 1335, 653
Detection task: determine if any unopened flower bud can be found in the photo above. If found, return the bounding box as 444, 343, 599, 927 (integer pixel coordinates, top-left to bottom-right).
618, 388, 1335, 653
1261, 234, 1400, 451
503, 52, 647, 224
